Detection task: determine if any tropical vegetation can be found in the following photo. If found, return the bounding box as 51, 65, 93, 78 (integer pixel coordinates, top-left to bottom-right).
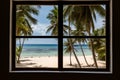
15, 4, 106, 68
63, 5, 106, 68
16, 5, 39, 63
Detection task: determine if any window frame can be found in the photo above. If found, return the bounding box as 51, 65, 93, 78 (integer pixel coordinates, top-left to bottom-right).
9, 0, 112, 74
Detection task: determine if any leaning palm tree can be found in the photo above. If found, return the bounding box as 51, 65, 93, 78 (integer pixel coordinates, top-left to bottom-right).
64, 6, 81, 67
74, 6, 105, 68
16, 18, 33, 63
16, 5, 40, 35
63, 5, 105, 68
16, 16, 33, 36
46, 6, 69, 36
69, 39, 81, 68
71, 23, 89, 66
46, 6, 58, 36
16, 16, 33, 63
64, 39, 76, 65
64, 38, 81, 67
16, 5, 39, 63
16, 5, 39, 24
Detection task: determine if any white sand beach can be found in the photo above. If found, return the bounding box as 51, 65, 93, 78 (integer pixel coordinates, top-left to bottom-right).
63, 56, 106, 68
16, 56, 106, 68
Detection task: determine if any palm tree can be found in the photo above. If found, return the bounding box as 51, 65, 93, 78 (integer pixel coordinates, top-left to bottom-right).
46, 6, 58, 36
46, 6, 69, 36
64, 38, 81, 67
63, 5, 75, 36
64, 6, 82, 67
63, 24, 69, 36
16, 16, 33, 36
16, 5, 40, 35
16, 16, 33, 63
16, 5, 39, 63
94, 39, 106, 60
81, 6, 105, 68
69, 39, 81, 68
93, 26, 105, 36
16, 38, 26, 63
71, 23, 90, 66
63, 5, 105, 68
92, 27, 106, 60
64, 39, 77, 65
63, 5, 105, 35
16, 5, 39, 24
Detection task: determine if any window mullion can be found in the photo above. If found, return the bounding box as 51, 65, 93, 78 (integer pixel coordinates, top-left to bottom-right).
58, 3, 63, 70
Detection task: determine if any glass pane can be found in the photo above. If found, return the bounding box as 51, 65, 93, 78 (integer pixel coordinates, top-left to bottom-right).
15, 38, 58, 68
16, 5, 58, 36
63, 5, 106, 36
63, 38, 106, 68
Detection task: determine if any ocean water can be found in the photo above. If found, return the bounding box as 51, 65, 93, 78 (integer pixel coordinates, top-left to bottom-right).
63, 45, 92, 56
17, 44, 92, 57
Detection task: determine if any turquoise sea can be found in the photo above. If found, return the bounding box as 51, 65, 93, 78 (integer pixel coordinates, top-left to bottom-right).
18, 44, 92, 57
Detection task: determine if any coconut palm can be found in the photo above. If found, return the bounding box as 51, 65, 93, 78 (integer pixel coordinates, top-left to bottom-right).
63, 5, 105, 68
16, 5, 39, 63
16, 5, 40, 35
88, 38, 106, 60
16, 16, 33, 36
64, 38, 81, 67
46, 6, 58, 36
71, 23, 89, 66
46, 6, 69, 36
92, 27, 106, 60
16, 16, 33, 63
69, 39, 81, 68
63, 5, 105, 35
64, 6, 82, 67
16, 5, 39, 24
63, 24, 69, 36
92, 26, 105, 36
16, 38, 26, 63
94, 39, 106, 60
64, 39, 77, 65
80, 6, 105, 68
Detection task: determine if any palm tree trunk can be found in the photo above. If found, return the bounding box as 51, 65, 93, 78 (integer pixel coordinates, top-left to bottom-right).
90, 39, 98, 68
88, 31, 98, 68
17, 55, 20, 63
79, 42, 89, 66
69, 39, 81, 68
70, 51, 72, 65
68, 17, 71, 36
17, 38, 25, 63
68, 17, 81, 68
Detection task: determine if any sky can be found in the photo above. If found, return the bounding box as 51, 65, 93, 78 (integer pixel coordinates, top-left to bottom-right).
18, 5, 106, 44
16, 5, 57, 44
31, 5, 55, 36
31, 5, 105, 35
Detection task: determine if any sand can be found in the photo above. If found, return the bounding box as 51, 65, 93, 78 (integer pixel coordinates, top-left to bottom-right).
16, 56, 106, 68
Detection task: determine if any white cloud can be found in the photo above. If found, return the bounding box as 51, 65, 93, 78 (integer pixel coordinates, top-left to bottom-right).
31, 22, 50, 36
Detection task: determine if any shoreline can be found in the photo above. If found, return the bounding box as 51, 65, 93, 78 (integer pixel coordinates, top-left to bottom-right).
16, 55, 106, 68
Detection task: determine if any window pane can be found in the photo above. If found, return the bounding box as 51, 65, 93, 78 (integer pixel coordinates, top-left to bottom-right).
63, 5, 106, 36
63, 38, 106, 68
15, 38, 58, 68
16, 5, 58, 36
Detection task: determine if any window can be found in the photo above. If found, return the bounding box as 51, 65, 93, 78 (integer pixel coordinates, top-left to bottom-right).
10, 1, 112, 73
